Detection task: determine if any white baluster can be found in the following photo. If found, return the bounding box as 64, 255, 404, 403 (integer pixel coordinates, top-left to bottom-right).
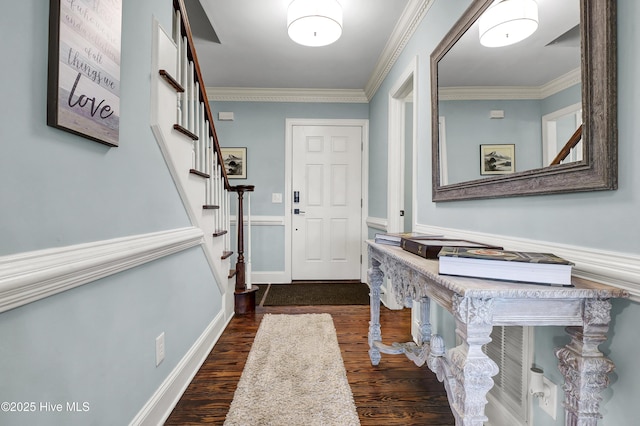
200, 104, 206, 171
220, 162, 225, 233
206, 144, 211, 205
225, 190, 231, 250
175, 12, 182, 127
181, 38, 188, 127
194, 82, 200, 169
246, 192, 252, 288
214, 156, 220, 231
188, 62, 194, 133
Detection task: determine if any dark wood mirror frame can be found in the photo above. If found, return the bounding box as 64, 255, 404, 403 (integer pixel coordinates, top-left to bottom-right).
431, 0, 617, 202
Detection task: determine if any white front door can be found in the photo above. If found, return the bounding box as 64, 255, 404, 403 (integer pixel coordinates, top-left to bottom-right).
291, 125, 362, 280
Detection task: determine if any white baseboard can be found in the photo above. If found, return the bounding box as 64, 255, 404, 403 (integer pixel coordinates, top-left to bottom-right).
251, 271, 289, 284
129, 310, 232, 426
414, 224, 640, 302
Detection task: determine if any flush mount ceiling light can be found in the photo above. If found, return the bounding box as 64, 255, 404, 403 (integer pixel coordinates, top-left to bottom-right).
479, 0, 539, 47
287, 0, 343, 47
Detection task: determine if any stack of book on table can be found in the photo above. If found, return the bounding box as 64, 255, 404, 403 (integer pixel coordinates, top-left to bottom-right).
400, 237, 502, 260
374, 232, 442, 246
437, 247, 574, 286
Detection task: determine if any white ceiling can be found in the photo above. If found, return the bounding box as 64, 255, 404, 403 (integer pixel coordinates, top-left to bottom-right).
439, 0, 580, 88
187, 0, 581, 95
191, 0, 410, 90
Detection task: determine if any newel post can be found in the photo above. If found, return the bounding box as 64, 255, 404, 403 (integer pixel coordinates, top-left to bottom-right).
230, 185, 258, 314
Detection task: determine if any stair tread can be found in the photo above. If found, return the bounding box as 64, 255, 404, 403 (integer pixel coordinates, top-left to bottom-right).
189, 169, 210, 179
213, 230, 228, 237
159, 69, 184, 92
173, 124, 198, 140
221, 250, 233, 260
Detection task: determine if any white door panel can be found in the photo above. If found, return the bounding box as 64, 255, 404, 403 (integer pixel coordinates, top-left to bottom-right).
292, 125, 362, 280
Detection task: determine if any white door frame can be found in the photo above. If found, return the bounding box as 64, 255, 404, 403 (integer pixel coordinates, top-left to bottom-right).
384, 57, 418, 309
284, 118, 369, 282
542, 102, 583, 165
388, 57, 418, 234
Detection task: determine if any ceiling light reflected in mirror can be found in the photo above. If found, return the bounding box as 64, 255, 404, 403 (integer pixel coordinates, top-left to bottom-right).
479, 0, 539, 47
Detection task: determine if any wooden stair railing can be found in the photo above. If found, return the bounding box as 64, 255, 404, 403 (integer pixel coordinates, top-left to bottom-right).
550, 125, 583, 166
171, 0, 257, 313
172, 0, 231, 245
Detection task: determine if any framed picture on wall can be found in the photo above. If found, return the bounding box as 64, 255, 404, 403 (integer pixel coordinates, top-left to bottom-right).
480, 144, 515, 175
221, 147, 247, 179
46, 0, 123, 147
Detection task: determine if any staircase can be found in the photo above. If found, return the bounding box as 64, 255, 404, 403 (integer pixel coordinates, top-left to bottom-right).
150, 0, 236, 318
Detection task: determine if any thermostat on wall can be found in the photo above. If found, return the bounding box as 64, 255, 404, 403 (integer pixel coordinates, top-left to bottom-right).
218, 112, 234, 121
490, 110, 505, 119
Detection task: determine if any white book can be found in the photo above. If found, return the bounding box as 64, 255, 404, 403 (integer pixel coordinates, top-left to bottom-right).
438, 247, 574, 286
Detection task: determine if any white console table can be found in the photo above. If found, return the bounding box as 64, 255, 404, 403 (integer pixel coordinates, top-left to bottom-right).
366, 241, 628, 426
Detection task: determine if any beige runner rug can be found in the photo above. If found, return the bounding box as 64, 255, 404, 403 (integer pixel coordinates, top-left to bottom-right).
224, 313, 360, 426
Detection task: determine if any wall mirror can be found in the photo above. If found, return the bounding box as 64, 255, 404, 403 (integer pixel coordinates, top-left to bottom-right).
431, 0, 616, 201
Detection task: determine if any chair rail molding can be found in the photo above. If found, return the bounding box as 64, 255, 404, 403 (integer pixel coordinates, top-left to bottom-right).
0, 227, 204, 313
366, 216, 388, 231
414, 224, 640, 302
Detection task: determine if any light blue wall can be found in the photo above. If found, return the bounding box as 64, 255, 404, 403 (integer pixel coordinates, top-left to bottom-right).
368, 0, 640, 425
0, 1, 223, 424
440, 98, 542, 182
211, 101, 368, 273
440, 83, 581, 183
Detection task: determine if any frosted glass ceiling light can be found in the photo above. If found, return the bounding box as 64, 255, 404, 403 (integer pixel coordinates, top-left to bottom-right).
479, 0, 539, 47
288, 0, 343, 47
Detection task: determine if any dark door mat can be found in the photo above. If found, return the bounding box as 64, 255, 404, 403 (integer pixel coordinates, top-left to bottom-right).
257, 282, 371, 306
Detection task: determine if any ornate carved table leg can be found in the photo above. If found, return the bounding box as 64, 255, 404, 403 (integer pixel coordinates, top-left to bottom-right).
555, 299, 615, 426
368, 255, 383, 366
417, 297, 432, 346
448, 296, 499, 426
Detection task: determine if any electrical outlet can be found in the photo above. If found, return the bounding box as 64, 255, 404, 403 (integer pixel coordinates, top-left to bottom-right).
155, 332, 165, 366
272, 193, 283, 203
539, 376, 557, 419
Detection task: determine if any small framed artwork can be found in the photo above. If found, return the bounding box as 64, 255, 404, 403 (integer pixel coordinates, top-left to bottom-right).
47, 0, 123, 147
221, 147, 247, 179
480, 144, 515, 175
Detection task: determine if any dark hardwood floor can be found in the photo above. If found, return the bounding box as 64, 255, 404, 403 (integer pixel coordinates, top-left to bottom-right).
165, 305, 454, 425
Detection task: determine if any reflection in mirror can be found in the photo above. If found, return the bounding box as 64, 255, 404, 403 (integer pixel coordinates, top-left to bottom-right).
431, 0, 617, 201
542, 102, 582, 165
438, 0, 580, 185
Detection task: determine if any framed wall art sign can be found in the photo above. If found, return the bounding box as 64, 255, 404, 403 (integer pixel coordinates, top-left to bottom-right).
480, 144, 515, 175
47, 0, 123, 147
221, 147, 247, 179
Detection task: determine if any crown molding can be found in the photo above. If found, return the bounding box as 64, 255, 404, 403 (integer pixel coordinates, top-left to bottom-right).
364, 0, 434, 100
439, 68, 581, 101
539, 67, 581, 98
439, 86, 541, 101
206, 87, 368, 103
